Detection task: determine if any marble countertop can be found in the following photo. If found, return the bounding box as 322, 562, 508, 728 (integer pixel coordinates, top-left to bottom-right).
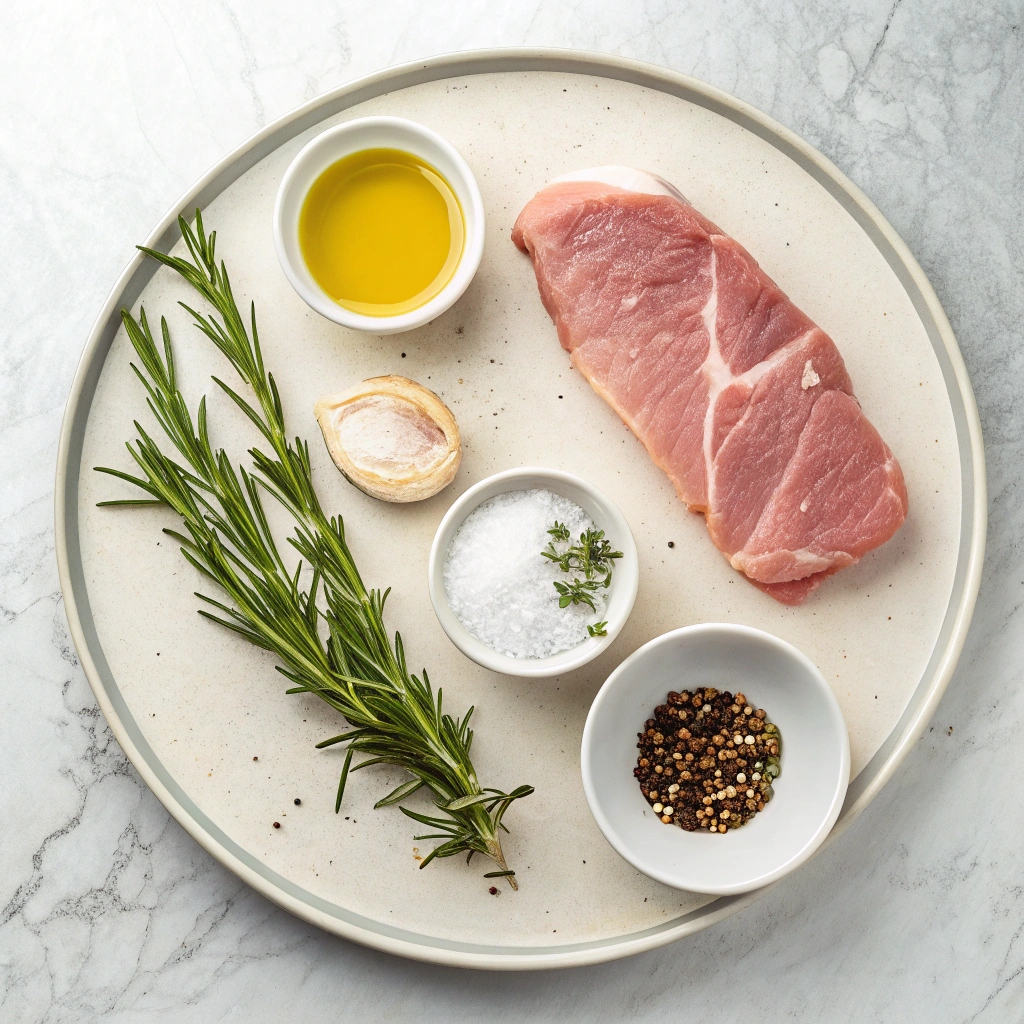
2, 1, 1021, 1020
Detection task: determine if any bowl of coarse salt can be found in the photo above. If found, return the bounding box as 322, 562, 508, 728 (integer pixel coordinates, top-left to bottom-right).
428, 467, 639, 678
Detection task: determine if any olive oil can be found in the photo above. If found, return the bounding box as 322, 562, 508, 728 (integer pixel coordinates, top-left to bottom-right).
298, 148, 465, 317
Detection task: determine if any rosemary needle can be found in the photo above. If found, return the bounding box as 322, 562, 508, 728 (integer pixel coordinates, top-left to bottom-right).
96, 211, 532, 886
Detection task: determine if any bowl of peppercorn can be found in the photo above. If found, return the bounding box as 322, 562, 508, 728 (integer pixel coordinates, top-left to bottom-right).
581, 623, 850, 895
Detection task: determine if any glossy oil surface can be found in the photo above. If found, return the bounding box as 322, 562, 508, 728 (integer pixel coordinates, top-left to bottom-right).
298, 148, 464, 316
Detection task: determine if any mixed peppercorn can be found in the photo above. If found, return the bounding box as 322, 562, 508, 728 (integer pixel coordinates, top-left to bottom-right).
634, 686, 782, 833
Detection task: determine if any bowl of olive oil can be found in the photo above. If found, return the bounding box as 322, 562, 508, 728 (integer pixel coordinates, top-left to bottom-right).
274, 117, 484, 333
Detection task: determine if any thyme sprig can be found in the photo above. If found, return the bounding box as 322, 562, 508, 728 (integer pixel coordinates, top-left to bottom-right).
542, 522, 623, 611
552, 577, 603, 611
96, 211, 532, 886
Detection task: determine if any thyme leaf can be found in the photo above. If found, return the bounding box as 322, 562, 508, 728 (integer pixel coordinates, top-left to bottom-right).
553, 578, 603, 610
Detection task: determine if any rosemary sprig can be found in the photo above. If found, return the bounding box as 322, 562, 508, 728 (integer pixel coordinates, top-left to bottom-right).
542, 522, 623, 610
96, 211, 532, 886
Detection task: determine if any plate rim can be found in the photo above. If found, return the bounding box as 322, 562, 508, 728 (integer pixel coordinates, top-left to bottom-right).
53, 47, 987, 971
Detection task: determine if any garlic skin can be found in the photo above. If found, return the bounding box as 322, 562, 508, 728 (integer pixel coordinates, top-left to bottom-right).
314, 375, 461, 502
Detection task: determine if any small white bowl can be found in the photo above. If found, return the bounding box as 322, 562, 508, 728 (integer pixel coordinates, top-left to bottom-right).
273, 116, 485, 334
581, 624, 850, 895
428, 468, 639, 678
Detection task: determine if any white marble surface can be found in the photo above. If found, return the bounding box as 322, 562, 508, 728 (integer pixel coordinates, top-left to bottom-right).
1, 1, 1021, 1020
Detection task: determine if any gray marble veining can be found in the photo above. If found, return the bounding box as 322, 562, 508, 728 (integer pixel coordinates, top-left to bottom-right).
1, 1, 1022, 1021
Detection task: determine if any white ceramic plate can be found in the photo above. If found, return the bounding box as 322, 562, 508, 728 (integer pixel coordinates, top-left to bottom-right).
55, 50, 985, 970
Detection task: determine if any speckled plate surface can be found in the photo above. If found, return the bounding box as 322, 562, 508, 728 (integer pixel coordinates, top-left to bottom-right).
55, 50, 985, 970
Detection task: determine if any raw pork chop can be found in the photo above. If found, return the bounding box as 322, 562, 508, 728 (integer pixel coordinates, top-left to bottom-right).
512, 167, 908, 604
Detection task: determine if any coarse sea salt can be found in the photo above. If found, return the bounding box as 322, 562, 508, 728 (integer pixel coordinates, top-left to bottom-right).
443, 488, 608, 660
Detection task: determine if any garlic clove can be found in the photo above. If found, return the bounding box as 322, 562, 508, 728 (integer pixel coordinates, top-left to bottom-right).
314, 375, 461, 502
